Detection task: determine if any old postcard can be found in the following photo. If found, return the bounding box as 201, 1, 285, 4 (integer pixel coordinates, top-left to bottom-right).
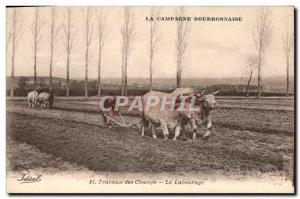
6, 6, 295, 194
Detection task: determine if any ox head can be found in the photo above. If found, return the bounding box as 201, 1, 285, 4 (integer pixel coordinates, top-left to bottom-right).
196, 90, 219, 109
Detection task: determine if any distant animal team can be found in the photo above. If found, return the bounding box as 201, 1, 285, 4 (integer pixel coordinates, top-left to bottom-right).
27, 90, 54, 109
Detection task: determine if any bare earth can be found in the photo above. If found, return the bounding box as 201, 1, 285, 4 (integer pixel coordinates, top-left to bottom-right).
6, 99, 294, 182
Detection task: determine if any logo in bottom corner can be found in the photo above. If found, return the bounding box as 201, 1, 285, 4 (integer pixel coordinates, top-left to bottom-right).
17, 174, 42, 184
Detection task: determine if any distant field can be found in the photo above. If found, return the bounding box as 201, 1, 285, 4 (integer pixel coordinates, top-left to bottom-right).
7, 96, 294, 135
7, 95, 294, 110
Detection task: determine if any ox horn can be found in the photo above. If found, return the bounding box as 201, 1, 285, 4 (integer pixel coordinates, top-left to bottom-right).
212, 90, 219, 95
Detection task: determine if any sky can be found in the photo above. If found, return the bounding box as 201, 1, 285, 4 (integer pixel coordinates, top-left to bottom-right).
6, 6, 294, 80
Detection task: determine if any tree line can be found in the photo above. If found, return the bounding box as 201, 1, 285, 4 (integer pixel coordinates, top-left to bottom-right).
7, 7, 293, 98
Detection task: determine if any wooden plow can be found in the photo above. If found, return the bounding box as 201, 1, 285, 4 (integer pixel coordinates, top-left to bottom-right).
101, 111, 140, 129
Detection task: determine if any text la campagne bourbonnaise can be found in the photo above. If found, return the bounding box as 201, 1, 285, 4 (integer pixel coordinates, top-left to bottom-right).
146, 16, 242, 22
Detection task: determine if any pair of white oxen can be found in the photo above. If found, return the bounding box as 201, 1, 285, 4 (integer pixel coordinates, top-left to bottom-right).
27, 91, 54, 109
102, 88, 219, 141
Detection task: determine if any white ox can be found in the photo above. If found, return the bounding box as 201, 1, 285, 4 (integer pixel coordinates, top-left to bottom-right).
141, 88, 218, 141
27, 91, 39, 108
38, 92, 55, 109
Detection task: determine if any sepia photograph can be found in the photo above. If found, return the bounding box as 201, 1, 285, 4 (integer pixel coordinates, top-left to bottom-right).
5, 6, 295, 194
